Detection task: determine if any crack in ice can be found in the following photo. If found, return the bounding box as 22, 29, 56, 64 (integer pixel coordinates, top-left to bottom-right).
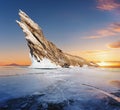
81, 83, 120, 103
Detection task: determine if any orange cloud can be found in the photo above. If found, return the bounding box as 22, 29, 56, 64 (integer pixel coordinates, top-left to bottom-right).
111, 23, 120, 32
108, 40, 120, 48
84, 23, 120, 39
81, 50, 110, 54
68, 49, 120, 62
97, 0, 120, 11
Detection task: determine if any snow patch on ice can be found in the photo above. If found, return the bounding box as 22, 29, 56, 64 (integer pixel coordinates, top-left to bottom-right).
29, 54, 61, 68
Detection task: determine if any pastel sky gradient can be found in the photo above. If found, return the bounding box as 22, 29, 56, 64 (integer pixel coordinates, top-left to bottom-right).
0, 0, 120, 65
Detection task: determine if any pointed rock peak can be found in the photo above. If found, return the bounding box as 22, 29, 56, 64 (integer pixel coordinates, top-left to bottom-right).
19, 9, 29, 18
19, 9, 23, 13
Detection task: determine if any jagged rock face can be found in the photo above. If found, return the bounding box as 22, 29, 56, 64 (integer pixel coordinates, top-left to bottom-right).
16, 10, 95, 68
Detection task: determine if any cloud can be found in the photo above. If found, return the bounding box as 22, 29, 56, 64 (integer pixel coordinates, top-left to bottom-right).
81, 50, 110, 54
108, 40, 120, 48
97, 0, 120, 11
111, 23, 120, 32
84, 23, 120, 39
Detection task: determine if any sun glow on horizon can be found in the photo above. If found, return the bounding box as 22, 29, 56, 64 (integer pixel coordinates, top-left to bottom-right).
97, 61, 120, 67
97, 62, 110, 66
68, 49, 120, 63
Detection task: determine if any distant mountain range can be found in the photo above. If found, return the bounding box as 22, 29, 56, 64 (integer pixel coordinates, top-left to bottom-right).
4, 63, 29, 66
100, 65, 120, 68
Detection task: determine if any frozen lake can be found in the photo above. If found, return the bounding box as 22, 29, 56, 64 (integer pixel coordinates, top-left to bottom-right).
0, 66, 120, 110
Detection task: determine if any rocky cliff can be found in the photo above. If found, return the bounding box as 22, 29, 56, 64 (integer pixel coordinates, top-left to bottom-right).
16, 10, 96, 68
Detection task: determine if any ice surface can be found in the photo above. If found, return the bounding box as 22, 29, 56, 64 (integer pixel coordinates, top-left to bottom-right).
0, 66, 120, 109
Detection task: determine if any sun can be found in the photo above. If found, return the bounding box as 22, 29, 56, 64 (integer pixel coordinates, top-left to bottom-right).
97, 62, 109, 66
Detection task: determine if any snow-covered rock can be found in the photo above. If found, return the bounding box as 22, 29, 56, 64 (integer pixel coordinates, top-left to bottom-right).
16, 10, 97, 68
29, 54, 60, 68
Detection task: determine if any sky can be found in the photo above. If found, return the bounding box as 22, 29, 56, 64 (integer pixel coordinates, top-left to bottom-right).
0, 0, 120, 65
